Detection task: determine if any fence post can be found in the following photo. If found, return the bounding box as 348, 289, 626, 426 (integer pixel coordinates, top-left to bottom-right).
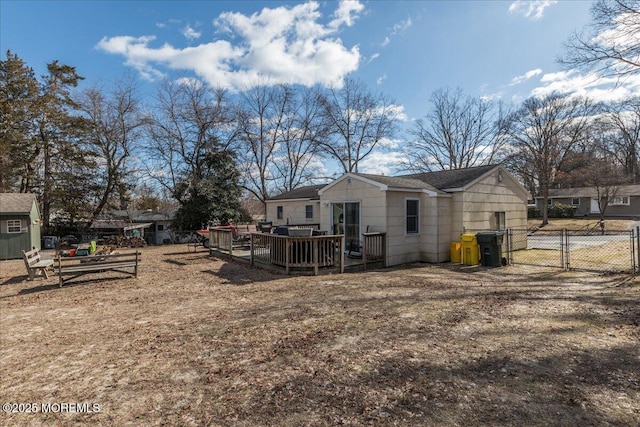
560, 228, 571, 270
362, 233, 368, 271
637, 226, 640, 273
311, 238, 320, 276
250, 233, 254, 266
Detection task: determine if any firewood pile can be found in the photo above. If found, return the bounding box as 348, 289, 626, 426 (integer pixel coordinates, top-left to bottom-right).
103, 236, 147, 248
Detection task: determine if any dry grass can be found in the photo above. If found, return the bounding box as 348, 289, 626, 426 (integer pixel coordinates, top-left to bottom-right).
1, 246, 639, 426
527, 218, 637, 231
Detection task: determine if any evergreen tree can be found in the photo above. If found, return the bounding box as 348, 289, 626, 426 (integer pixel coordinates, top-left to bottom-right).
0, 50, 40, 192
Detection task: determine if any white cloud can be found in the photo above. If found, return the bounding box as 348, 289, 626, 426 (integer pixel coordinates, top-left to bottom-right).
358, 150, 405, 175
367, 52, 380, 63
390, 17, 412, 36
376, 73, 387, 85
182, 25, 201, 40
329, 0, 365, 29
509, 68, 542, 86
508, 1, 557, 20
480, 92, 503, 102
380, 16, 411, 47
96, 1, 364, 91
156, 22, 167, 29
530, 69, 640, 103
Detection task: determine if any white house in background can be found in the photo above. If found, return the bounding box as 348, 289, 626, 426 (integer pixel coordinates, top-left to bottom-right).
266, 164, 529, 267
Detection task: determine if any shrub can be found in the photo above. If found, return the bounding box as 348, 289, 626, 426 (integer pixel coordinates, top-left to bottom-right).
527, 206, 541, 218
548, 202, 577, 218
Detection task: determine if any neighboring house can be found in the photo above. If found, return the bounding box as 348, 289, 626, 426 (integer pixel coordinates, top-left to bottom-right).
0, 193, 42, 260
535, 185, 640, 217
94, 209, 175, 244
266, 184, 325, 226
266, 165, 529, 267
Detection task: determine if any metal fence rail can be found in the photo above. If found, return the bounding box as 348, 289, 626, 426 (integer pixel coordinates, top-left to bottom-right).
507, 227, 639, 274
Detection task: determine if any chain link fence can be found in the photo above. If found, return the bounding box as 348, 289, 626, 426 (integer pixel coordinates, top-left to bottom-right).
506, 227, 639, 274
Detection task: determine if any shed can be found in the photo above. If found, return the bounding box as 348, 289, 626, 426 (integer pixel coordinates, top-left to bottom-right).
0, 193, 42, 260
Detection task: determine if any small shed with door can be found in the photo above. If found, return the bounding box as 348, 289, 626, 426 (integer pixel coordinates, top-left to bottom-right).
0, 193, 42, 260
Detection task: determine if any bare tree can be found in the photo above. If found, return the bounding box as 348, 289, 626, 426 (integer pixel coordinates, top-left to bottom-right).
272, 86, 327, 193
505, 93, 594, 225
403, 87, 509, 172
601, 97, 640, 183
235, 83, 291, 211
317, 78, 400, 173
76, 77, 147, 224
560, 0, 640, 78
145, 79, 236, 204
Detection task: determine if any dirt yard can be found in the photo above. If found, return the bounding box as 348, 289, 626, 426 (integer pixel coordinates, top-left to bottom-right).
1, 245, 638, 426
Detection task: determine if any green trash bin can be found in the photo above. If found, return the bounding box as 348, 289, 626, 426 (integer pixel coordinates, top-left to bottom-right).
476, 231, 504, 267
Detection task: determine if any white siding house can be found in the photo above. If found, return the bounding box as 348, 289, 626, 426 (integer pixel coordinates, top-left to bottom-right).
266, 165, 529, 267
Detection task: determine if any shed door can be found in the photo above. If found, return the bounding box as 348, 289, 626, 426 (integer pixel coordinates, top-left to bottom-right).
590, 198, 600, 214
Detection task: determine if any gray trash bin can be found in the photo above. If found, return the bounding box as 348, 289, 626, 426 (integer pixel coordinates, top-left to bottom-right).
476, 231, 504, 267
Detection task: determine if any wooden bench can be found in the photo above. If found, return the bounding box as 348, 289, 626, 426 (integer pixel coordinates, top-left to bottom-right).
54, 251, 141, 287
22, 249, 54, 280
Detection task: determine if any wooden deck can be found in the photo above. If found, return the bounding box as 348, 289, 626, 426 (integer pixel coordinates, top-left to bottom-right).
207, 229, 386, 275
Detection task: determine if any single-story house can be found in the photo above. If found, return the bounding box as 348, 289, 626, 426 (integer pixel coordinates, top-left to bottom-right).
99, 209, 175, 244
535, 184, 640, 217
266, 184, 325, 227
0, 193, 42, 260
266, 165, 529, 267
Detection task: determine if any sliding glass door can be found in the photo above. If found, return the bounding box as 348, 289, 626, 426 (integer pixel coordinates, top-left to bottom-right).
331, 202, 360, 248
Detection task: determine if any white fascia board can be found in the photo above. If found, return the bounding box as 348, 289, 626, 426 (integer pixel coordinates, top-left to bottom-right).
265, 198, 319, 203
318, 173, 387, 195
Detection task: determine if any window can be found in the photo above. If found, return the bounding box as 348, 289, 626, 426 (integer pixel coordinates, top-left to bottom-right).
277, 206, 283, 219
157, 224, 164, 231
305, 205, 313, 219
571, 198, 580, 206
547, 198, 552, 205
7, 219, 22, 233
406, 199, 419, 234
609, 196, 630, 206
493, 212, 506, 231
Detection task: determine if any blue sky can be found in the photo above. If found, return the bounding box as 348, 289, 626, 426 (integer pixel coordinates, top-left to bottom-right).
3, 0, 637, 174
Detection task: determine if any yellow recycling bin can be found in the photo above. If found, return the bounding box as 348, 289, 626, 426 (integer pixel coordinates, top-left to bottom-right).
460, 233, 479, 265
450, 241, 461, 263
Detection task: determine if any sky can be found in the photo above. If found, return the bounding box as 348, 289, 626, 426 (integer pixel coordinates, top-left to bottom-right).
2, 0, 638, 175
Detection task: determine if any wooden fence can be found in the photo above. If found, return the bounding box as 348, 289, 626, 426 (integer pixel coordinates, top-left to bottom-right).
250, 233, 344, 275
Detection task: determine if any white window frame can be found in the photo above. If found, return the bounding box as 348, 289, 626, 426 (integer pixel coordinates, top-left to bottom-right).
609, 196, 630, 206
405, 198, 420, 235
305, 205, 313, 219
493, 212, 506, 231
571, 198, 580, 206
7, 219, 22, 233
276, 206, 283, 219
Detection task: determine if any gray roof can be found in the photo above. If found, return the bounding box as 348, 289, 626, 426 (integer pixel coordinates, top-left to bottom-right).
355, 173, 443, 193
402, 164, 498, 190
545, 184, 640, 198
269, 184, 326, 201
270, 165, 501, 200
0, 193, 37, 215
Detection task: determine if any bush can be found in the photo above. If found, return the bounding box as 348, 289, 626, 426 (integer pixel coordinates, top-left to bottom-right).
548, 202, 577, 218
527, 206, 541, 219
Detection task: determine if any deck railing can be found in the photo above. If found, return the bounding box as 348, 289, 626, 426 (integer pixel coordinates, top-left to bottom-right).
362, 232, 386, 269
209, 228, 234, 259
250, 233, 344, 275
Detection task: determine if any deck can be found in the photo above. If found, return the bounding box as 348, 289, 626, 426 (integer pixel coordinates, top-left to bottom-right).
207, 229, 386, 275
